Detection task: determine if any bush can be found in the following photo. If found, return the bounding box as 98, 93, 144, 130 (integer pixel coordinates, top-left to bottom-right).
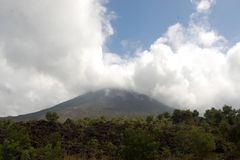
45, 112, 59, 122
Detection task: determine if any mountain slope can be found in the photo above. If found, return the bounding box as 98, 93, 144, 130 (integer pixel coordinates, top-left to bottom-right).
5, 89, 173, 121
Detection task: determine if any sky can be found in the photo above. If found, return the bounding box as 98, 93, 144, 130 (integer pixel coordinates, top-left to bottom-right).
107, 0, 194, 54
0, 0, 240, 116
107, 0, 240, 54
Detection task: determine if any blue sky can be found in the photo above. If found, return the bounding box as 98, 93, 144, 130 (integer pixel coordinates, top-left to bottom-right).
209, 0, 240, 44
107, 0, 240, 54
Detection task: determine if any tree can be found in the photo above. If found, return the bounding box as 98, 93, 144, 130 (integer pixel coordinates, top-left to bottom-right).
204, 108, 223, 126
222, 105, 237, 125
121, 128, 158, 160
146, 115, 154, 124
157, 114, 163, 121
172, 109, 194, 124
190, 128, 216, 158
172, 109, 182, 124
45, 112, 59, 122
42, 132, 63, 160
0, 124, 35, 160
193, 110, 199, 118
163, 112, 171, 119
44, 142, 62, 160
229, 119, 240, 146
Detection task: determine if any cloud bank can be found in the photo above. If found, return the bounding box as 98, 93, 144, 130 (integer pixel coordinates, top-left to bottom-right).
0, 0, 240, 116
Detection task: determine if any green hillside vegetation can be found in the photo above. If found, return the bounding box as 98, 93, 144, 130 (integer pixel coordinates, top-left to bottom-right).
1, 105, 240, 160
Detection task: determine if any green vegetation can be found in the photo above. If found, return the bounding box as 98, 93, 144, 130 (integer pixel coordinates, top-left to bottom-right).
1, 105, 240, 159
46, 112, 60, 122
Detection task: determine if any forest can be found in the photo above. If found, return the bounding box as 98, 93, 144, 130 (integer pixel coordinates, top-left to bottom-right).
0, 105, 240, 160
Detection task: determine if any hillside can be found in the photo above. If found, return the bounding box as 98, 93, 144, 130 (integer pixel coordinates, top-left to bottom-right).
5, 89, 173, 121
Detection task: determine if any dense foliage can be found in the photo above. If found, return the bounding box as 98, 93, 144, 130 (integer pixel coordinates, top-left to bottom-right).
1, 105, 240, 159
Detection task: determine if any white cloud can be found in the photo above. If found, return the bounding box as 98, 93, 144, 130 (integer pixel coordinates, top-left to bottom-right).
131, 27, 231, 111
0, 0, 240, 116
0, 0, 114, 116
191, 0, 215, 12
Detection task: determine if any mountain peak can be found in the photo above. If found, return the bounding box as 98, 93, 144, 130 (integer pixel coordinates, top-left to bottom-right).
5, 89, 173, 121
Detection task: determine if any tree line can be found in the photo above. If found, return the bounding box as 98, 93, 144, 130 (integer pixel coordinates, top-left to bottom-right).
0, 105, 240, 159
